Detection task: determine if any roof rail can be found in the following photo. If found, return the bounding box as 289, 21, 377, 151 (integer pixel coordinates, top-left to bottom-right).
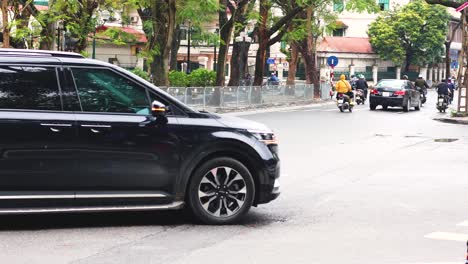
0, 48, 85, 58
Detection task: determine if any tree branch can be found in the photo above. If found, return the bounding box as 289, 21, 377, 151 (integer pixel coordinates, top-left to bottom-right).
268, 27, 287, 45
268, 6, 304, 37
425, 0, 462, 9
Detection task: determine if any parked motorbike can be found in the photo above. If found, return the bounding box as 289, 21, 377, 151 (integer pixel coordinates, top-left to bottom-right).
337, 93, 353, 113
355, 89, 365, 105
436, 94, 449, 113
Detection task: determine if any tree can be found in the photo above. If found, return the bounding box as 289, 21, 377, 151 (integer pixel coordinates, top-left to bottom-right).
1, 0, 10, 48
368, 0, 450, 71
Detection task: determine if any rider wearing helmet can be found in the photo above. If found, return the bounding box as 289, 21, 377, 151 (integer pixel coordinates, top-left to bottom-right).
336, 74, 354, 103
355, 74, 368, 102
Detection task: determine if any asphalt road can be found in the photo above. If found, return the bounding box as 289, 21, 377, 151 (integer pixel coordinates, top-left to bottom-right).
1, 90, 468, 264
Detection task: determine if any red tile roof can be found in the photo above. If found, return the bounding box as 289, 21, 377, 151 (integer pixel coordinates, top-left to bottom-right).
97, 25, 147, 43
318, 37, 373, 54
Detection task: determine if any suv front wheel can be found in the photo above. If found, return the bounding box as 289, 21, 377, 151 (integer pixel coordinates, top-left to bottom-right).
187, 157, 255, 224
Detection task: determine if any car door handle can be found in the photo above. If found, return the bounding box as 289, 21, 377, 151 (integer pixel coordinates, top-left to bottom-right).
40, 123, 73, 133
81, 124, 111, 134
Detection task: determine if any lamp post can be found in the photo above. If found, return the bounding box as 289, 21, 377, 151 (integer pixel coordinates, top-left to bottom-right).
235, 32, 252, 86
186, 20, 192, 74
92, 10, 110, 59
213, 28, 219, 73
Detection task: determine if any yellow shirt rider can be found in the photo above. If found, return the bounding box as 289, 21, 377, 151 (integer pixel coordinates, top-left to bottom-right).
335, 74, 354, 103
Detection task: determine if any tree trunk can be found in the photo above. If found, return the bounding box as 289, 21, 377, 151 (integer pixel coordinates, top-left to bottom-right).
445, 41, 451, 80
152, 0, 176, 86
228, 42, 241, 86
170, 25, 181, 71
228, 41, 250, 86
253, 0, 269, 86
297, 7, 320, 98
215, 0, 234, 86
463, 9, 468, 89
287, 42, 298, 86
2, 0, 9, 48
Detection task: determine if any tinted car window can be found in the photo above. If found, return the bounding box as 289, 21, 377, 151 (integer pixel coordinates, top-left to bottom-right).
375, 80, 405, 89
0, 66, 61, 111
71, 68, 150, 115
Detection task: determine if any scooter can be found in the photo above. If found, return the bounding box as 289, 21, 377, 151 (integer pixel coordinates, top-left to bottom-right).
355, 89, 365, 105
337, 93, 353, 113
436, 94, 449, 113
419, 88, 427, 105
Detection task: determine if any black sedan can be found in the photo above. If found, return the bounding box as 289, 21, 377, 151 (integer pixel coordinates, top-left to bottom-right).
369, 79, 421, 112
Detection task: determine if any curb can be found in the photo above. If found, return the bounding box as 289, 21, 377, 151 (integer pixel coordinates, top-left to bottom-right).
433, 117, 468, 125
220, 100, 335, 116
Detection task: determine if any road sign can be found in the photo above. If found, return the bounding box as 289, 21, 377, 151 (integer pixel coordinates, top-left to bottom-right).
456, 2, 468, 12
266, 58, 275, 64
327, 56, 339, 67
451, 61, 459, 69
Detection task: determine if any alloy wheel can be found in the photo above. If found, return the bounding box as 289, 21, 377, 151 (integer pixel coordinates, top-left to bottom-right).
198, 167, 247, 218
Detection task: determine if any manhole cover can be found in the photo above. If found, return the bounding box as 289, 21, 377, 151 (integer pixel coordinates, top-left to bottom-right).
434, 138, 458, 143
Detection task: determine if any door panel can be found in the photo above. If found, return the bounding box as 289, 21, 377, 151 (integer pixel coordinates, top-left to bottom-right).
0, 65, 78, 195
0, 111, 77, 191
75, 113, 180, 194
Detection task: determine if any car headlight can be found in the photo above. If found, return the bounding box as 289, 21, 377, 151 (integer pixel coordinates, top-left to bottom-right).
248, 130, 278, 145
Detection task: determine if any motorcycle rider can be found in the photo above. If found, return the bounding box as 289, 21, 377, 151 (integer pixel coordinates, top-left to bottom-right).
355, 74, 368, 102
436, 79, 451, 104
414, 74, 429, 102
336, 74, 354, 104
350, 75, 358, 90
447, 79, 455, 104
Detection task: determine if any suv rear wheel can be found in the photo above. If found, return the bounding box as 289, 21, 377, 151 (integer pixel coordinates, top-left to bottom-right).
187, 157, 255, 224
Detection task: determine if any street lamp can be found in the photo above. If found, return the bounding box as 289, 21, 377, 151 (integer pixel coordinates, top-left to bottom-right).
235, 32, 252, 85
92, 10, 110, 59
213, 28, 219, 73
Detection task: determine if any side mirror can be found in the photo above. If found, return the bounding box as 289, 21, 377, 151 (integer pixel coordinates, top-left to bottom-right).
151, 100, 166, 117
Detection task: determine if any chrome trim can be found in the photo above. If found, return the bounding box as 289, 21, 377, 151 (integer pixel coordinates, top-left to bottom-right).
0, 202, 185, 215
76, 193, 167, 199
0, 194, 74, 200
81, 124, 112, 128
0, 192, 168, 200
40, 123, 72, 127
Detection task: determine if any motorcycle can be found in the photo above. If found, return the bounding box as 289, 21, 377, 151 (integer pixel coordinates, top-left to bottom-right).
419, 88, 427, 105
355, 89, 365, 105
337, 93, 354, 113
436, 94, 449, 113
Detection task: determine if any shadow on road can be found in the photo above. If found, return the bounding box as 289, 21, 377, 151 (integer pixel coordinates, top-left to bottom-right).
0, 209, 284, 231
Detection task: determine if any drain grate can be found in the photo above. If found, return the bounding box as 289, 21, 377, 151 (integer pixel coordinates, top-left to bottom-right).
434, 138, 459, 143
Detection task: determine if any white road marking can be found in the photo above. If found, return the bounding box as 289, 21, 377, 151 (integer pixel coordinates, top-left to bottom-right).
424, 232, 468, 242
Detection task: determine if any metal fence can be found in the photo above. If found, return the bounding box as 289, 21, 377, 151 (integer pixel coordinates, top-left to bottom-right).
161, 83, 333, 111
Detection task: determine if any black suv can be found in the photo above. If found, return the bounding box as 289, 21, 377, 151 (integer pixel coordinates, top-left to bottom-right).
0, 49, 280, 224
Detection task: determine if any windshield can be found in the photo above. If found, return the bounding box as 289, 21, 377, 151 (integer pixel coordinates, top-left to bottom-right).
376, 80, 405, 89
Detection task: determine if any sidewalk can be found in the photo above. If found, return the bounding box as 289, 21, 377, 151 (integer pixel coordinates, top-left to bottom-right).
434, 116, 468, 125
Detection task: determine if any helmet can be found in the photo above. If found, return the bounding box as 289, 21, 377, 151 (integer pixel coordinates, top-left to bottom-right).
358, 74, 365, 79
402, 75, 408, 80
418, 74, 423, 78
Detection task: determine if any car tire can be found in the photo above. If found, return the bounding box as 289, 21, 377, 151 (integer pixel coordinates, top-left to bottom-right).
415, 99, 421, 111
370, 103, 377, 110
187, 157, 255, 225
382, 105, 388, 111
404, 98, 410, 112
